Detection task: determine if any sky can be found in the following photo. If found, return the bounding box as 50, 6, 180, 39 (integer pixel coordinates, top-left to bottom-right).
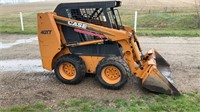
0, 0, 48, 3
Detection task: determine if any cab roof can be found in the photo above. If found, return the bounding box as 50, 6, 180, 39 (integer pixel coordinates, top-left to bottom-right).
54, 1, 121, 12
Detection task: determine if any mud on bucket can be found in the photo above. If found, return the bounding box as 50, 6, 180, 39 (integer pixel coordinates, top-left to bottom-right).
141, 49, 180, 96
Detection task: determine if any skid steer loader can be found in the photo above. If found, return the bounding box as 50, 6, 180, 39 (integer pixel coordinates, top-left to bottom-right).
37, 1, 180, 95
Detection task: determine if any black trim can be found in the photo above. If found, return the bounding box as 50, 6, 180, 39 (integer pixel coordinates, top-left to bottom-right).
54, 1, 121, 13
69, 41, 122, 57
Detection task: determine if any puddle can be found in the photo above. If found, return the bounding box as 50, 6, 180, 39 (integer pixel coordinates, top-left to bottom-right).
0, 37, 38, 49
0, 59, 49, 72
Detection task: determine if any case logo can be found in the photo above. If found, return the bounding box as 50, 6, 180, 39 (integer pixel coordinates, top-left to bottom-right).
68, 21, 87, 29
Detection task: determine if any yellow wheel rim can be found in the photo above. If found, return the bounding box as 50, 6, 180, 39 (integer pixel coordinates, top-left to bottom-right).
59, 62, 76, 80
101, 66, 121, 84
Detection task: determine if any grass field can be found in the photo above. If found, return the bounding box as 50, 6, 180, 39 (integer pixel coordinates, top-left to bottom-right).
120, 10, 200, 37
0, 1, 199, 37
0, 10, 199, 37
0, 12, 37, 34
1, 93, 200, 112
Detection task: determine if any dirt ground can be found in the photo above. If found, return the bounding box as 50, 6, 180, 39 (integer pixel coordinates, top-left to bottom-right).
0, 34, 200, 108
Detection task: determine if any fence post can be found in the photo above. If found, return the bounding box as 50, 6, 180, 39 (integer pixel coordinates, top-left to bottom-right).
134, 11, 138, 32
20, 12, 24, 31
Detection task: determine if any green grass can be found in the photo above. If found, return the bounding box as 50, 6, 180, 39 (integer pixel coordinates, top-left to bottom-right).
120, 11, 200, 37
0, 12, 37, 34
0, 9, 199, 36
0, 103, 51, 112
1, 93, 200, 112
137, 28, 200, 37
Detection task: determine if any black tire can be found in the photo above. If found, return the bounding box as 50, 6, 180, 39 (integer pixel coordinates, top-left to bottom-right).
96, 57, 130, 90
54, 54, 86, 84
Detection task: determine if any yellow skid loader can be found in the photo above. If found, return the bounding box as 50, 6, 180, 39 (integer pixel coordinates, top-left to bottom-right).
37, 1, 180, 95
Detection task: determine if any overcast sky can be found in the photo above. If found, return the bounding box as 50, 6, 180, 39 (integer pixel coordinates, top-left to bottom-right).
0, 0, 48, 3
0, 0, 115, 3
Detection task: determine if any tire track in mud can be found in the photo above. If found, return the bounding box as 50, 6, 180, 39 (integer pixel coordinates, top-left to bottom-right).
0, 71, 57, 108
0, 35, 200, 108
0, 70, 142, 108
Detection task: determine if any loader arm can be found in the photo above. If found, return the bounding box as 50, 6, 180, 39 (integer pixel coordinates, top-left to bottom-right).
53, 15, 131, 42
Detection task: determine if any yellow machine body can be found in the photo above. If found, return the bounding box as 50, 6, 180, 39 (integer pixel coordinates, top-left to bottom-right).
37, 1, 180, 95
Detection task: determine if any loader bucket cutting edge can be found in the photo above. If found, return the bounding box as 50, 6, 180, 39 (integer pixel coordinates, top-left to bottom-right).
141, 49, 180, 96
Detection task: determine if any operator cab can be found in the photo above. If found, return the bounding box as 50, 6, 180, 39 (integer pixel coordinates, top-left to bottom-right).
54, 1, 123, 57
54, 0, 123, 30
